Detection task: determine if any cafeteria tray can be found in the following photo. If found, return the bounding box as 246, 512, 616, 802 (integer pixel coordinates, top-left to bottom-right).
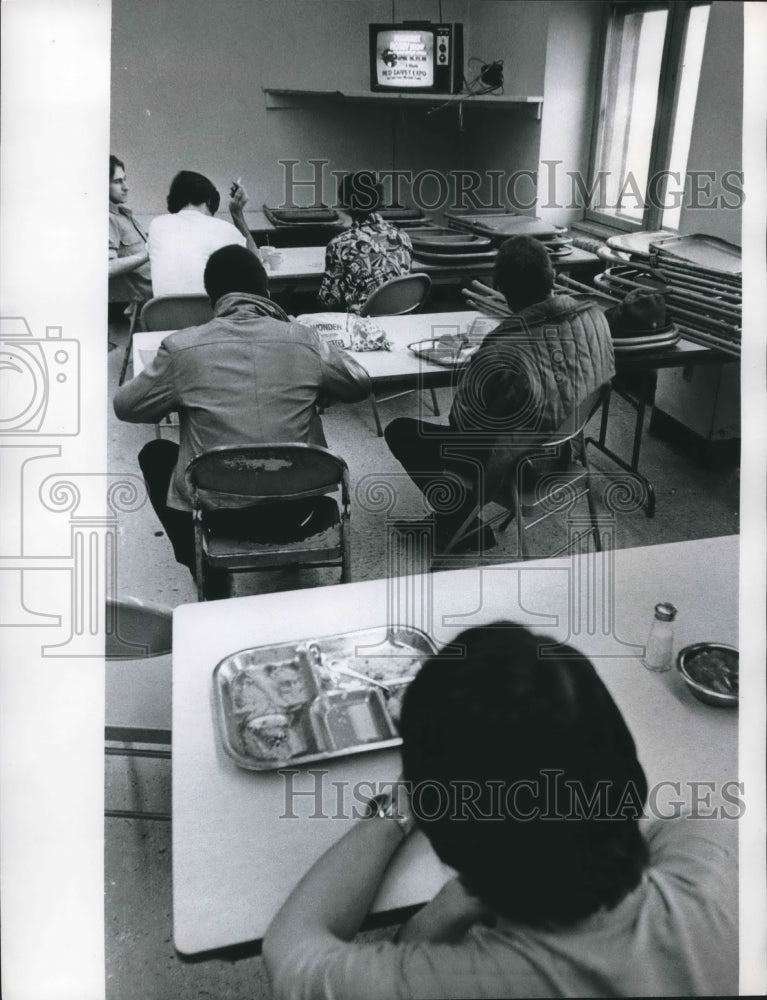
649, 235, 742, 277
606, 230, 675, 259
413, 248, 498, 266
378, 207, 432, 226
612, 332, 680, 353
446, 212, 565, 240
409, 228, 494, 253
263, 205, 344, 227
212, 626, 437, 770
409, 337, 479, 367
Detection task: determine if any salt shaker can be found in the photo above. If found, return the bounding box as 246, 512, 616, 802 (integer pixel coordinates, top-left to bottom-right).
642, 602, 678, 672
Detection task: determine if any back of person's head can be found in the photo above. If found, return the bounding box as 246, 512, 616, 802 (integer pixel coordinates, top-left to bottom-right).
494, 235, 555, 311
203, 245, 269, 306
399, 623, 649, 928
338, 171, 384, 222
167, 170, 221, 215
110, 155, 125, 181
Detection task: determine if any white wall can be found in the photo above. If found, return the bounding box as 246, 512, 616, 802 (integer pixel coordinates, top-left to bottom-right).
537, 0, 603, 227
110, 0, 551, 220
677, 1, 743, 245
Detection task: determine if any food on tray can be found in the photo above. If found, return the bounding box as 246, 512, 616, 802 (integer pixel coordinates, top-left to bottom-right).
684, 647, 738, 695
214, 628, 436, 770
240, 713, 297, 759
232, 659, 313, 718
263, 660, 314, 709
231, 670, 274, 717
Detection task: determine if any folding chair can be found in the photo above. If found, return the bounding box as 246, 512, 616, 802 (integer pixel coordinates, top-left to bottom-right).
138, 295, 214, 436
440, 384, 611, 560
139, 294, 214, 333
105, 597, 173, 821
185, 443, 351, 601
359, 273, 437, 436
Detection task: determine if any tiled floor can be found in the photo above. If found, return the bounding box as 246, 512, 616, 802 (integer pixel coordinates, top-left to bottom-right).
105, 318, 739, 999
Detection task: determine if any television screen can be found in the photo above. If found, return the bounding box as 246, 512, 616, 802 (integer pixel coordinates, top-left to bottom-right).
373, 28, 435, 89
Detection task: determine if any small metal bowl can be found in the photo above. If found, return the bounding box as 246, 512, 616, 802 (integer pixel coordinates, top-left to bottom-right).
676, 643, 739, 708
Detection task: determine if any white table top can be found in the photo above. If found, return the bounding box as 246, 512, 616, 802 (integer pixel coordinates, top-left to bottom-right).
131, 310, 491, 380
172, 536, 738, 955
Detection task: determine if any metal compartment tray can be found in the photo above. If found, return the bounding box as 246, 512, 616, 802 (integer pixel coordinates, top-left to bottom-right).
213, 626, 436, 770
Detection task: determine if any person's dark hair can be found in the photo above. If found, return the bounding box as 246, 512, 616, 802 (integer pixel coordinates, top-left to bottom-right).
203, 245, 269, 306
337, 171, 384, 222
493, 235, 555, 310
167, 170, 221, 215
399, 623, 649, 929
110, 155, 125, 181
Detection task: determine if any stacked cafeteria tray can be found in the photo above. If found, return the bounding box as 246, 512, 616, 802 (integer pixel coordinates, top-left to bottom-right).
262, 204, 346, 233
598, 233, 742, 357
408, 226, 497, 266
445, 211, 574, 257
377, 207, 433, 229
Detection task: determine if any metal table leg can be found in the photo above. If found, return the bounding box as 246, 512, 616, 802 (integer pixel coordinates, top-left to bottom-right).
586, 377, 656, 518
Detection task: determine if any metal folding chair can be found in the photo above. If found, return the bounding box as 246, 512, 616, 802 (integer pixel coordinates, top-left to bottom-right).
138, 295, 215, 436
440, 384, 611, 560
185, 443, 351, 601
359, 273, 437, 436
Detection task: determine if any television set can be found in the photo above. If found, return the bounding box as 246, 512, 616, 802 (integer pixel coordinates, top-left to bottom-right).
369, 22, 464, 94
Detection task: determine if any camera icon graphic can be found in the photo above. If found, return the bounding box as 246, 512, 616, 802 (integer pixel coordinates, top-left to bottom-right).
0, 317, 80, 435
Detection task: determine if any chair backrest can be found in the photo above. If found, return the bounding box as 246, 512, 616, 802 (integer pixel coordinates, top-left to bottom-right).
360, 273, 432, 317
185, 443, 349, 509
105, 597, 173, 659
140, 294, 214, 332
551, 383, 611, 442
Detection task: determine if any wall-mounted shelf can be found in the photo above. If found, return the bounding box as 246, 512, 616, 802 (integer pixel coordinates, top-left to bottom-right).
264, 88, 543, 119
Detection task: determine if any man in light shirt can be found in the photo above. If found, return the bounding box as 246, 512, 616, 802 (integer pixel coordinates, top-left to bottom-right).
108, 154, 152, 303
148, 170, 262, 296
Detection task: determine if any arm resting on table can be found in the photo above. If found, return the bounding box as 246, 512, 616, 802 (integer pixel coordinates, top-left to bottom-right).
262, 812, 405, 975
113, 341, 178, 423
317, 338, 372, 404
108, 249, 149, 279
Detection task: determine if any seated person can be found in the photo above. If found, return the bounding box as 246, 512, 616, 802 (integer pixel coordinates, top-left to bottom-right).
113, 245, 370, 595
263, 622, 737, 999
108, 154, 152, 303
148, 170, 262, 296
385, 235, 615, 553
318, 171, 412, 313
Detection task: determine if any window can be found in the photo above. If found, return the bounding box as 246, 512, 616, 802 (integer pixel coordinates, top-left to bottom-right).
586, 1, 711, 232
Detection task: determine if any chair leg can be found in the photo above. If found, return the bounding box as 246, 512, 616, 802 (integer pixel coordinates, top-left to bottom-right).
369, 393, 384, 437
340, 518, 351, 583
440, 504, 481, 556
585, 467, 602, 553
118, 303, 139, 386
513, 485, 527, 559
194, 520, 206, 601
428, 388, 441, 417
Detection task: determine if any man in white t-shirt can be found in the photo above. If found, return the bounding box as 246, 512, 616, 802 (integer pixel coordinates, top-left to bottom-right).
148, 170, 262, 296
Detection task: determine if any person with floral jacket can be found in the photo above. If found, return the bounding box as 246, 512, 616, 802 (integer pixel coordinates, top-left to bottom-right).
319, 172, 412, 313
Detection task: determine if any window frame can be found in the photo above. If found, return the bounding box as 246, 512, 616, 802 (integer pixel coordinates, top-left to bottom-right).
584, 0, 711, 233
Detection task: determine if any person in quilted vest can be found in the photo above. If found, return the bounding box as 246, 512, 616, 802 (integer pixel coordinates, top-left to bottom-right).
384, 235, 615, 554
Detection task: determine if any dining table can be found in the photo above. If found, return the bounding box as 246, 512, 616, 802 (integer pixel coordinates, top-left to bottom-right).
171, 535, 739, 957
255, 244, 602, 293
130, 308, 729, 512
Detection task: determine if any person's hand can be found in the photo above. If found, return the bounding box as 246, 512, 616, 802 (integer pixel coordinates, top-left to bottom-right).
229, 179, 249, 214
